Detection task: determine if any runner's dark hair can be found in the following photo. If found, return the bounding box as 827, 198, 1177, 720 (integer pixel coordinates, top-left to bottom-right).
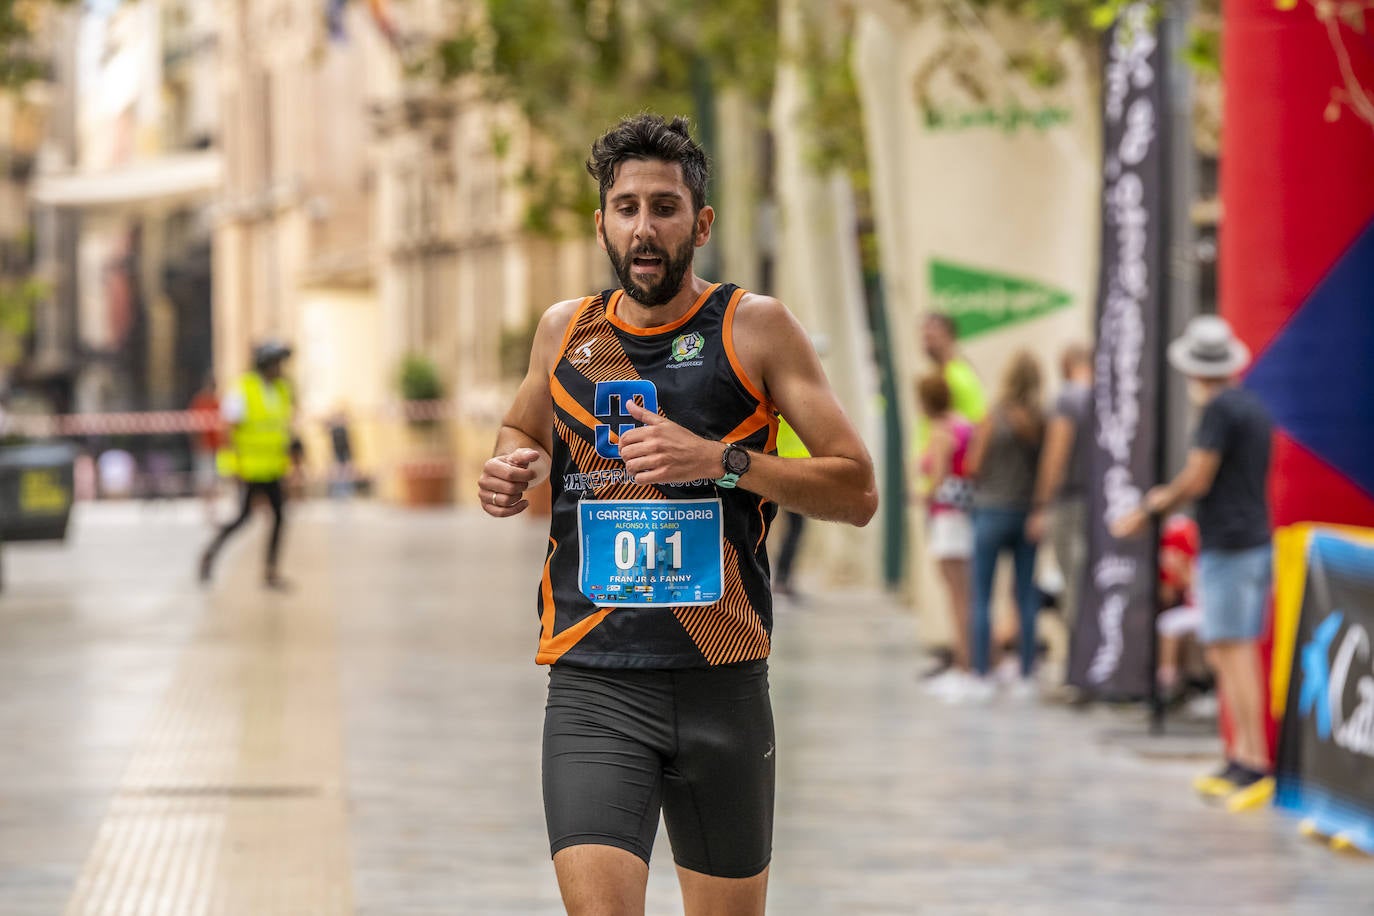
586, 114, 709, 213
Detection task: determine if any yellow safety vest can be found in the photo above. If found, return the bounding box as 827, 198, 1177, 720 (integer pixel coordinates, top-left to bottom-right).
217, 372, 292, 482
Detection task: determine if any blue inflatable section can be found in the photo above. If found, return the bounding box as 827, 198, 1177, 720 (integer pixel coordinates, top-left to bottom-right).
1245, 220, 1374, 500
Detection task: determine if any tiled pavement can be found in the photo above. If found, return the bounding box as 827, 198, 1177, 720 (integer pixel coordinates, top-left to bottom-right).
0, 500, 1367, 914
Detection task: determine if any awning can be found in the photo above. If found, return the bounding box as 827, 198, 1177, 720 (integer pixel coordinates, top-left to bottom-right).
30, 151, 222, 209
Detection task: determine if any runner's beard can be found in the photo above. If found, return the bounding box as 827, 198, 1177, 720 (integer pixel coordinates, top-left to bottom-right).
604, 235, 695, 307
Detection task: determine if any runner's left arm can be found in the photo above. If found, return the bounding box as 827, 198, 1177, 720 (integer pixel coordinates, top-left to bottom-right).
619, 294, 877, 527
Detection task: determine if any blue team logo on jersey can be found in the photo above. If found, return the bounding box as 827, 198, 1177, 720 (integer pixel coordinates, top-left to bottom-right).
594, 380, 659, 460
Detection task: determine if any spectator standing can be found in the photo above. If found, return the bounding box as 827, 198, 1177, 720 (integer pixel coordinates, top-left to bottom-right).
965, 350, 1046, 700
915, 374, 976, 699
327, 408, 356, 498
1113, 316, 1274, 810
1027, 344, 1093, 633
1156, 514, 1203, 702
920, 313, 986, 426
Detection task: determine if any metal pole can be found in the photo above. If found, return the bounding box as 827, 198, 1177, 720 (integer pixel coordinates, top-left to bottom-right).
867, 274, 906, 589
1149, 6, 1196, 736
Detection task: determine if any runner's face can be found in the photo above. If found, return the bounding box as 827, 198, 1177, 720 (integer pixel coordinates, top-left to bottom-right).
596, 159, 711, 307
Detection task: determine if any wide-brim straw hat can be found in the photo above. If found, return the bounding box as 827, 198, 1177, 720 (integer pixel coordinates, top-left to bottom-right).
1167, 315, 1250, 379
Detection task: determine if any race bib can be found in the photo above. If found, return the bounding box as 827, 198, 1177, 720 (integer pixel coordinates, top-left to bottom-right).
577, 499, 724, 607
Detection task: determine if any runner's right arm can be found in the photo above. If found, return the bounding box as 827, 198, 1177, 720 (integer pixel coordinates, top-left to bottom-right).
478, 300, 580, 518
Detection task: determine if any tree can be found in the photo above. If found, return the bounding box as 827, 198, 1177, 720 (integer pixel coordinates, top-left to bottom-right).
432, 0, 777, 232
0, 0, 76, 87
0, 277, 40, 375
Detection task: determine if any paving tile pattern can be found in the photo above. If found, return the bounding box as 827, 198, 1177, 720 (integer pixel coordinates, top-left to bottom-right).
0, 500, 1367, 914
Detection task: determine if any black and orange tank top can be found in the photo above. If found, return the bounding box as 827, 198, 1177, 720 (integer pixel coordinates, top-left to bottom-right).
537, 282, 779, 669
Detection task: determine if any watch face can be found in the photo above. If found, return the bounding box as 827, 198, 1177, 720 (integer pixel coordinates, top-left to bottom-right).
724, 445, 750, 474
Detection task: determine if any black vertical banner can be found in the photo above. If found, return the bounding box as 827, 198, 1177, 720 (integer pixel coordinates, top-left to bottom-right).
1068, 6, 1167, 696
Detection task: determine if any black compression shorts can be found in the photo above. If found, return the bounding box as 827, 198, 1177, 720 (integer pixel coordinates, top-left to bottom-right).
542, 659, 775, 879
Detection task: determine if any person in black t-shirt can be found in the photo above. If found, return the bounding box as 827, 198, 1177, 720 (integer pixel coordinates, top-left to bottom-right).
1113, 315, 1274, 810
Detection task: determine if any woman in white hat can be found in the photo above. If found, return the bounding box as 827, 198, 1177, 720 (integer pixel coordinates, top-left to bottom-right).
1113, 315, 1275, 810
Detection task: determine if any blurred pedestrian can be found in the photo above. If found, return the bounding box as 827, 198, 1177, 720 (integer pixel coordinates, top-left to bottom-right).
914, 373, 976, 699
199, 340, 297, 590
326, 407, 356, 498
772, 415, 808, 599
476, 113, 877, 916
1113, 315, 1274, 810
96, 445, 137, 498
188, 373, 225, 522
1027, 343, 1093, 632
1156, 514, 1203, 703
965, 350, 1045, 701
921, 312, 986, 425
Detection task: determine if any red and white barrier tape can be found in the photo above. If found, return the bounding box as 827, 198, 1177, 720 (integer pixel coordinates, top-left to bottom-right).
0, 400, 464, 437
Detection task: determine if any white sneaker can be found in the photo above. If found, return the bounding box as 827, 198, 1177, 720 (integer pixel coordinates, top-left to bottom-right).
1185, 694, 1219, 718
944, 674, 996, 704
993, 656, 1021, 687
923, 668, 965, 698
1006, 678, 1040, 702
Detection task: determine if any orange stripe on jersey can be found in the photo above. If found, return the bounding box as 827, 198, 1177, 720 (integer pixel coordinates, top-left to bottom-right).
537, 607, 615, 664
549, 295, 599, 383
755, 496, 771, 552
722, 406, 775, 445
536, 533, 615, 665
551, 375, 603, 439
722, 287, 770, 408
673, 538, 769, 664
581, 336, 645, 386
537, 536, 558, 646
555, 417, 660, 501
605, 284, 722, 336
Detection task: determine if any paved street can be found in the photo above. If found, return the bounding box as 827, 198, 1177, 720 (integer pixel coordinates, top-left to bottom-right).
0, 499, 1368, 914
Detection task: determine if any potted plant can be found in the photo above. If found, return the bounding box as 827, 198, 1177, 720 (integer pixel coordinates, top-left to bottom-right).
396, 353, 454, 506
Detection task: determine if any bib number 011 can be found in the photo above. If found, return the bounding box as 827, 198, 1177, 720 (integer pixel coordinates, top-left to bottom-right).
615, 530, 683, 570
577, 498, 724, 608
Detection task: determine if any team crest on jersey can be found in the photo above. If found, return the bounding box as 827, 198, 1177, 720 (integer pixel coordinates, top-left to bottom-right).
670, 332, 705, 365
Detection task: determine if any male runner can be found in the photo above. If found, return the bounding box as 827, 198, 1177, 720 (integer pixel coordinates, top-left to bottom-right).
477, 114, 877, 916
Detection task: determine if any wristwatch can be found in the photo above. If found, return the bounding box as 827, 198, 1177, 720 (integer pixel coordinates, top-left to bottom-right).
716, 443, 751, 489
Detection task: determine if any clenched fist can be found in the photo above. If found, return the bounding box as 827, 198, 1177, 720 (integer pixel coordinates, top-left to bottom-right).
478, 448, 541, 517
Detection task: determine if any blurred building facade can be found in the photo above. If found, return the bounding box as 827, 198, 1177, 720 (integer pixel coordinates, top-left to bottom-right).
27, 0, 221, 419
0, 11, 61, 415
214, 0, 604, 494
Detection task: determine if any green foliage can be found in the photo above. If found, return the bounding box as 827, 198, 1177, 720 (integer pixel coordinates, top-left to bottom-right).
397, 353, 445, 402
961, 0, 1104, 44
962, 0, 1222, 76
797, 13, 867, 176
0, 0, 78, 89
1183, 23, 1221, 75
0, 275, 43, 370
435, 0, 778, 234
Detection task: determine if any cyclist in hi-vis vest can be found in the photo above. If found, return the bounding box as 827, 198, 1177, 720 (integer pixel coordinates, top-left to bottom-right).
199, 340, 297, 590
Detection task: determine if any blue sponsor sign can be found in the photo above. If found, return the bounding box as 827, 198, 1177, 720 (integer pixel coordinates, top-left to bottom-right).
1276, 533, 1374, 853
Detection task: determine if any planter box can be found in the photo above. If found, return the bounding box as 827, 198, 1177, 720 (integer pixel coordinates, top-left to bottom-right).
398, 460, 454, 507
